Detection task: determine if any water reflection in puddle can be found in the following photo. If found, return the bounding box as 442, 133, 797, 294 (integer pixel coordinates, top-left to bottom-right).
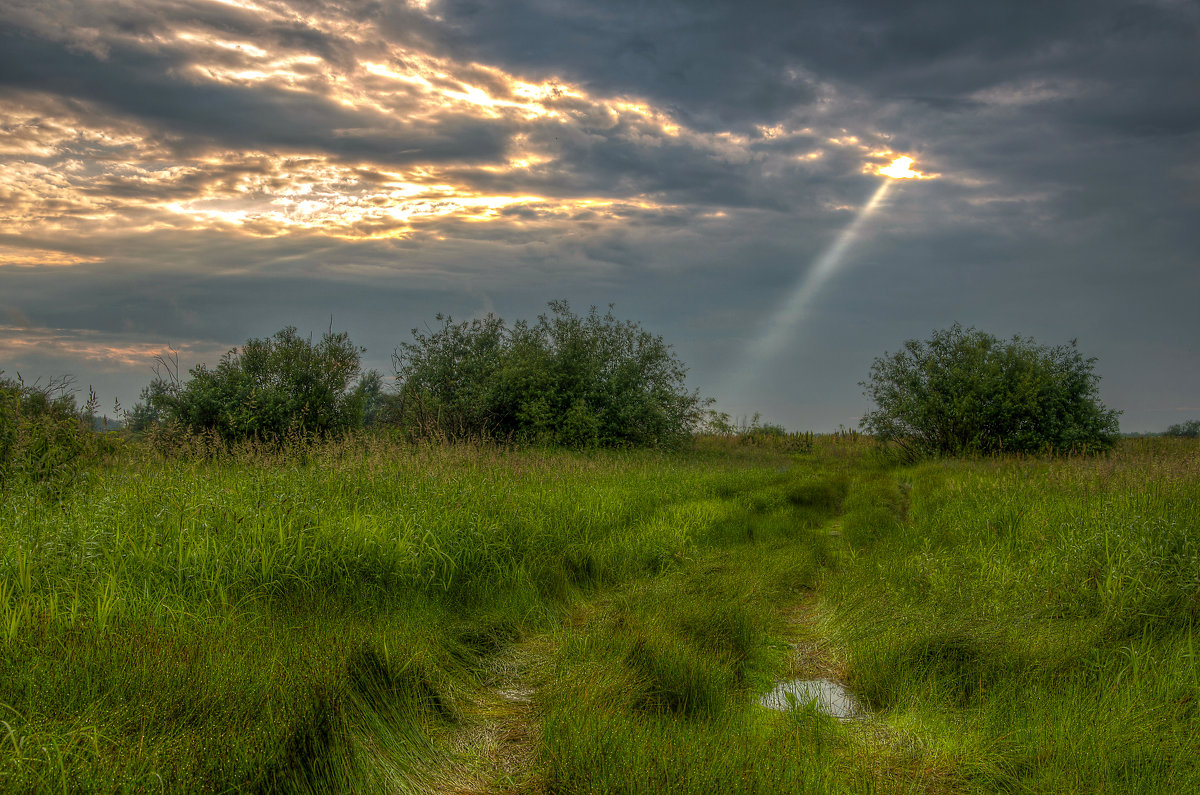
759, 678, 862, 719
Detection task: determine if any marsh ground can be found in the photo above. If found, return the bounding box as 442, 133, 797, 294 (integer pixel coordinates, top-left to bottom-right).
2, 436, 1197, 792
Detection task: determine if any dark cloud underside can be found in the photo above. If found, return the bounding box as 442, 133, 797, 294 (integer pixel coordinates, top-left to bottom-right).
1, 0, 1196, 430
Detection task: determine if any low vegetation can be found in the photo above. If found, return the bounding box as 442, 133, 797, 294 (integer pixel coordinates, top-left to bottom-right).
1166, 419, 1200, 438
2, 431, 1197, 792
134, 327, 370, 442
0, 372, 114, 490
131, 303, 707, 450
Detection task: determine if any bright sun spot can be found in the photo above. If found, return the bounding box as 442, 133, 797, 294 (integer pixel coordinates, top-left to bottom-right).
878, 156, 925, 179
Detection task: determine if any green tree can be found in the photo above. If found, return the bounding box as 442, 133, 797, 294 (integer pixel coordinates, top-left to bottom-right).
392, 302, 707, 447
125, 377, 174, 434
149, 327, 366, 442
352, 369, 389, 427
860, 323, 1121, 458
1164, 419, 1200, 438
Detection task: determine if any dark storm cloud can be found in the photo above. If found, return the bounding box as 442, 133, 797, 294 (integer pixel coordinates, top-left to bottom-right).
431, 0, 823, 130
1, 0, 1197, 431
430, 0, 1200, 218
431, 0, 1093, 125
432, 0, 1195, 125
0, 0, 378, 67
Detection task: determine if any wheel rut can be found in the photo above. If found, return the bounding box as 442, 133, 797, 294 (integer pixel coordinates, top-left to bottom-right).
435, 641, 547, 794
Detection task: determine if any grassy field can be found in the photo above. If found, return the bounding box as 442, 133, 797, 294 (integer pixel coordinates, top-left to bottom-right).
1, 434, 1197, 792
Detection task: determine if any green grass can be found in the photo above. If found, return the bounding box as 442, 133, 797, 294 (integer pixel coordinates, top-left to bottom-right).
827, 438, 1200, 791
531, 468, 872, 793
0, 438, 805, 791
1, 434, 1198, 792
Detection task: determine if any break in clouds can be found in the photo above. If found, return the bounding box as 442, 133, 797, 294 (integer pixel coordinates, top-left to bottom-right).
1, 0, 1197, 430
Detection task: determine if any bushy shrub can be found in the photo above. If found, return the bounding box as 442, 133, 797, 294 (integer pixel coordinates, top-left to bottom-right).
695, 411, 813, 453
0, 373, 104, 486
140, 327, 369, 442
860, 323, 1121, 458
392, 302, 707, 447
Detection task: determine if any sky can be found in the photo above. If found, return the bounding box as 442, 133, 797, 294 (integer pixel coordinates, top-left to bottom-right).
1, 0, 1197, 432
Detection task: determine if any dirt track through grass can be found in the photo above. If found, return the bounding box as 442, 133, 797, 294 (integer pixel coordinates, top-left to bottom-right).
437, 640, 543, 793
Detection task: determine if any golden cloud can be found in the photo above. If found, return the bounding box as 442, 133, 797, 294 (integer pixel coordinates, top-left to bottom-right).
0, 6, 898, 255
0, 326, 225, 369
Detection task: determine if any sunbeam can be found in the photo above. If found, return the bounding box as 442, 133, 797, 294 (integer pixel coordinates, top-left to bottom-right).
721, 178, 893, 405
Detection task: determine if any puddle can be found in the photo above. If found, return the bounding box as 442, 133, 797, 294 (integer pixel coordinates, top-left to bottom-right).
759, 678, 862, 719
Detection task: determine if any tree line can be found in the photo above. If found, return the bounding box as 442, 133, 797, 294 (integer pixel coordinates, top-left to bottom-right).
130, 302, 708, 449
6, 303, 1160, 482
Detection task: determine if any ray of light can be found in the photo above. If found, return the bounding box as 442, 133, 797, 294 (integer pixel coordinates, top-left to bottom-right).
721, 179, 893, 405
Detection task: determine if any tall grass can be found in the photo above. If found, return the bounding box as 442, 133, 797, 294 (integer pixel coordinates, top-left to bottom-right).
828, 437, 1200, 791
0, 436, 799, 791
2, 434, 1197, 792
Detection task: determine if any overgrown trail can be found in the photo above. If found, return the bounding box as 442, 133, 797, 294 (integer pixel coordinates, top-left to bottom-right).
437, 590, 955, 794
774, 595, 961, 794
435, 639, 548, 793
428, 474, 924, 794
429, 468, 910, 794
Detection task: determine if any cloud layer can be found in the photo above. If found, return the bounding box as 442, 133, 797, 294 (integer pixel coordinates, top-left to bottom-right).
2, 0, 1197, 430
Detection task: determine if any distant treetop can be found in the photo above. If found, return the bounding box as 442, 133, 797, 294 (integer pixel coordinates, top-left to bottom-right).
1165, 419, 1200, 438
